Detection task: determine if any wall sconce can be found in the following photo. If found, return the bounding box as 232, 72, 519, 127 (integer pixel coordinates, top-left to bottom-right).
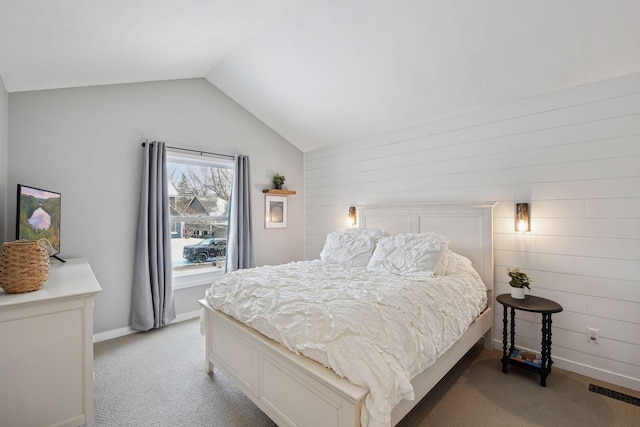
515, 203, 530, 232
348, 206, 357, 227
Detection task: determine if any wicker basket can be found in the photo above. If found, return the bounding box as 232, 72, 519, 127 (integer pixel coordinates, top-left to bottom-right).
0, 239, 52, 294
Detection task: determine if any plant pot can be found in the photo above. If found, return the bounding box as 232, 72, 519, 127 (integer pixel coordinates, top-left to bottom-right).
274, 183, 282, 190
511, 287, 525, 299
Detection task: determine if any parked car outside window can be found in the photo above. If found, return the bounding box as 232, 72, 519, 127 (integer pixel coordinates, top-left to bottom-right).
182, 237, 227, 263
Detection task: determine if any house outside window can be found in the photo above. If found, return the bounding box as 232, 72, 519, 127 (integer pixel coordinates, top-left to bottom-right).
167, 151, 233, 289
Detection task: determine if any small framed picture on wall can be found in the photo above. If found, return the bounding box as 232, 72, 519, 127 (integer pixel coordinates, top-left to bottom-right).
265, 195, 287, 228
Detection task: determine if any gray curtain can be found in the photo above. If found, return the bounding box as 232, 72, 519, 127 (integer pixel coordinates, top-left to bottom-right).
226, 154, 253, 272
131, 141, 176, 331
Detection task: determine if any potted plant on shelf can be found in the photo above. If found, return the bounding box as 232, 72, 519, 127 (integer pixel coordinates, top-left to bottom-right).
273, 174, 286, 190
506, 267, 531, 299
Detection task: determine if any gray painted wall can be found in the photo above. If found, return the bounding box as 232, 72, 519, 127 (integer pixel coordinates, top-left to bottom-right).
304, 73, 640, 391
7, 78, 304, 334
0, 74, 7, 245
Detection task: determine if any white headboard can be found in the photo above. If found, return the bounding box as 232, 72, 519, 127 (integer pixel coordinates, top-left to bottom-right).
358, 203, 496, 292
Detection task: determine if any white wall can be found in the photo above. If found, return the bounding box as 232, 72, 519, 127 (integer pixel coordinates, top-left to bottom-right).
0, 74, 7, 245
305, 73, 640, 391
8, 78, 304, 334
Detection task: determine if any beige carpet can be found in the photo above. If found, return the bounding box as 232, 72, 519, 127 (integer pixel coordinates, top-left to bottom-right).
94, 318, 639, 426
397, 345, 639, 427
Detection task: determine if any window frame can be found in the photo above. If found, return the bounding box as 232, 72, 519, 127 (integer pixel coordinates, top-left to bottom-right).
166, 150, 233, 290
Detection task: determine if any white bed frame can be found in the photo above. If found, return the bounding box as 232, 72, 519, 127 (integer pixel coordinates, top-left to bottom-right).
199, 203, 495, 426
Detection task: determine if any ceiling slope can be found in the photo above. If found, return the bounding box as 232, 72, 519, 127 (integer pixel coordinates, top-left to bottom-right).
205, 0, 640, 151
0, 0, 283, 91
2, 1, 640, 152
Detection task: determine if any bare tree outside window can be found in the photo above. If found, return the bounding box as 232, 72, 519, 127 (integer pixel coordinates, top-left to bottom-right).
173, 167, 232, 205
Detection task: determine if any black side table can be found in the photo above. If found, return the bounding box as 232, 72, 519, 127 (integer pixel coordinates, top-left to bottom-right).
496, 294, 563, 386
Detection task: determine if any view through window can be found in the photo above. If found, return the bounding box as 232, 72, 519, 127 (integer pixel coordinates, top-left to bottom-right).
167, 152, 233, 280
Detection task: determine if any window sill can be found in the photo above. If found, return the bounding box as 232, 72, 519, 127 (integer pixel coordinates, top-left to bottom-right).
173, 268, 224, 290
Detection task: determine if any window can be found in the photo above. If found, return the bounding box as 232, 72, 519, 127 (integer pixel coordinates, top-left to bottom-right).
166, 151, 233, 288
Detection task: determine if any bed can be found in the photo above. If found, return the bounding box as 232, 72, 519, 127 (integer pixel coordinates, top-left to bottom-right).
199, 203, 495, 427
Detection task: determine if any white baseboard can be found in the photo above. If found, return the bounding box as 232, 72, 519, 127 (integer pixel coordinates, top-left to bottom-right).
93, 309, 202, 343
552, 356, 640, 392
492, 339, 640, 392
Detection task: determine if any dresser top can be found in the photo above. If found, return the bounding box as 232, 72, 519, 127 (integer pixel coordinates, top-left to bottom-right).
0, 258, 102, 308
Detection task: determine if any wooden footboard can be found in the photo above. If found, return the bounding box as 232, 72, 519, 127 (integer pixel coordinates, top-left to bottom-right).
200, 299, 492, 427
199, 299, 368, 427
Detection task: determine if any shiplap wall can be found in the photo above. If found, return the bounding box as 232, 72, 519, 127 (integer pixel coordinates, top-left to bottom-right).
304, 73, 640, 391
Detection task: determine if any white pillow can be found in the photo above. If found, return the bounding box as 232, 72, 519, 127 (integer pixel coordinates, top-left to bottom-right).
344, 227, 386, 240
320, 231, 378, 267
366, 232, 450, 277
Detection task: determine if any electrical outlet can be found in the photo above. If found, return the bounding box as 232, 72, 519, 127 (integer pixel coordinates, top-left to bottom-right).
587, 327, 600, 344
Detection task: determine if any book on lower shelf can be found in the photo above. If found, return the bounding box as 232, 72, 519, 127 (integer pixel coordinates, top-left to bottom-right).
509, 348, 542, 368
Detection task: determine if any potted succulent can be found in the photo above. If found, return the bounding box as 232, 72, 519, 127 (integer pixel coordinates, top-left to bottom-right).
506, 267, 531, 299
272, 174, 286, 190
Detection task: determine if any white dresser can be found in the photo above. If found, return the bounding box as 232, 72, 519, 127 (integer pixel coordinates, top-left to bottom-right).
0, 258, 102, 427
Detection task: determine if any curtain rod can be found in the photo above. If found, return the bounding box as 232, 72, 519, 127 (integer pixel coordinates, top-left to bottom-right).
141, 141, 235, 160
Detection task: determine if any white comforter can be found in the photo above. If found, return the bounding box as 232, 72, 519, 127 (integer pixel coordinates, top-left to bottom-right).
205, 252, 487, 427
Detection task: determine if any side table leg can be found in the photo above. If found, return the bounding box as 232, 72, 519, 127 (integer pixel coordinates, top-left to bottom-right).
540, 313, 550, 387
547, 313, 554, 373
501, 304, 508, 373
509, 307, 516, 353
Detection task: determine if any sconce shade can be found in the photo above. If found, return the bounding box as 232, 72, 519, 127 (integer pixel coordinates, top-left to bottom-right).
348, 206, 357, 226
515, 203, 530, 232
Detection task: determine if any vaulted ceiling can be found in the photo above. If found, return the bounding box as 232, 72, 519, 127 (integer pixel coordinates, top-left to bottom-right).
1, 1, 639, 152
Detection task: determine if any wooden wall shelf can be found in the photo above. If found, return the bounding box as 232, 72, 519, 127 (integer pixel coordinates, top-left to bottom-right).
263, 189, 296, 195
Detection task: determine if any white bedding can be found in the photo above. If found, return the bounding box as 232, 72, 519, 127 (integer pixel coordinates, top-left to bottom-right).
205, 252, 487, 427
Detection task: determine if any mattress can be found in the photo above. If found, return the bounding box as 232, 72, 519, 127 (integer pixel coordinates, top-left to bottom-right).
204, 252, 487, 427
